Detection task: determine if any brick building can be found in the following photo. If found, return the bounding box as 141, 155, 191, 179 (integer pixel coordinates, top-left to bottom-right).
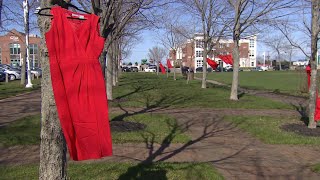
169, 33, 257, 69
0, 29, 41, 68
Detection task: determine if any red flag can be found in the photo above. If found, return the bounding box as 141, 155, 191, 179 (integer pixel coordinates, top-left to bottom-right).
159, 63, 166, 74
207, 58, 218, 70
218, 55, 233, 65
306, 64, 320, 121
167, 59, 173, 68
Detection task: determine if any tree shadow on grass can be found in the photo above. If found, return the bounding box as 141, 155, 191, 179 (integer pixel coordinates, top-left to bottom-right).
116, 112, 250, 179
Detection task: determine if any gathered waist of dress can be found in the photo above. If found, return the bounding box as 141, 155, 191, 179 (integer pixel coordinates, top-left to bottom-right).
50, 56, 101, 65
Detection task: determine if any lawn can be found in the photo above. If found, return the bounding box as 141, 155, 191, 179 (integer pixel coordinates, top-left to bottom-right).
0, 79, 41, 99
225, 115, 320, 145
195, 71, 308, 96
312, 163, 320, 173
0, 162, 224, 180
111, 73, 292, 109
0, 113, 190, 147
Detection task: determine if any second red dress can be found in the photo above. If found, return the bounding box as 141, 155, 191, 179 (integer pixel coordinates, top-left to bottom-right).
45, 6, 112, 161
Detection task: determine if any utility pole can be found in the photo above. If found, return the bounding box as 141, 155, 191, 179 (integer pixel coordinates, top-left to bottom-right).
24, 0, 33, 88
263, 51, 266, 67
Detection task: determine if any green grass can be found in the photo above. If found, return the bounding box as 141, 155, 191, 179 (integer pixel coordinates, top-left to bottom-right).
111, 73, 292, 109
0, 114, 41, 147
225, 116, 320, 145
111, 113, 190, 144
0, 79, 41, 99
0, 113, 190, 147
311, 163, 320, 173
195, 71, 308, 96
0, 162, 224, 180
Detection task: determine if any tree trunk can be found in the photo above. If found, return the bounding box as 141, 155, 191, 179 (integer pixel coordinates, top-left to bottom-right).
38, 1, 67, 179
106, 39, 113, 100
21, 55, 26, 85
230, 2, 241, 101
308, 0, 319, 128
201, 41, 207, 89
112, 41, 117, 87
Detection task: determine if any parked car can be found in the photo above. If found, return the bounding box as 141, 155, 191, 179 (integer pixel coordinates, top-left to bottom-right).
195, 67, 214, 73
273, 65, 289, 71
129, 67, 139, 72
31, 68, 42, 77
122, 66, 130, 72
0, 70, 6, 82
0, 67, 21, 80
144, 66, 156, 72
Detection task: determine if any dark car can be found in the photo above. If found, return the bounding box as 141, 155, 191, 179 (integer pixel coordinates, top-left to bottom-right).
129, 67, 139, 72
0, 70, 6, 82
122, 66, 130, 72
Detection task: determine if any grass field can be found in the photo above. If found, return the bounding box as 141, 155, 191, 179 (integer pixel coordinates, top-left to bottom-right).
195, 71, 308, 96
225, 116, 320, 145
0, 162, 224, 180
0, 79, 41, 99
111, 73, 292, 109
0, 113, 190, 147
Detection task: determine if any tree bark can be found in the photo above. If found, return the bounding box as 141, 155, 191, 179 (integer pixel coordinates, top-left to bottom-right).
38, 1, 67, 179
230, 1, 241, 101
201, 40, 207, 89
308, 0, 319, 128
106, 37, 113, 100
112, 40, 117, 86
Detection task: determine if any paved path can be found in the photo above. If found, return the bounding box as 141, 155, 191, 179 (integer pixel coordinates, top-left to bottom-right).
1, 87, 319, 179
0, 90, 41, 126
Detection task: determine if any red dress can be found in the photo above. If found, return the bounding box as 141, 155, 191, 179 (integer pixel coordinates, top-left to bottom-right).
45, 6, 112, 161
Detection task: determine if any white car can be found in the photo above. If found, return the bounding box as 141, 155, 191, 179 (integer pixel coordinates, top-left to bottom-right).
0, 67, 21, 80
144, 67, 156, 72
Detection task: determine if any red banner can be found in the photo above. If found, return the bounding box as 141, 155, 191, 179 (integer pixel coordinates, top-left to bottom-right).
218, 55, 233, 65
207, 58, 218, 69
159, 63, 166, 74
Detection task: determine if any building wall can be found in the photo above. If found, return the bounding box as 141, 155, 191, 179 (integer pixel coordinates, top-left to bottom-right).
0, 29, 41, 68
169, 34, 257, 69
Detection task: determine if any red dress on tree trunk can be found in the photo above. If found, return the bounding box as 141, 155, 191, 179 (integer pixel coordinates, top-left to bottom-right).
45, 6, 112, 161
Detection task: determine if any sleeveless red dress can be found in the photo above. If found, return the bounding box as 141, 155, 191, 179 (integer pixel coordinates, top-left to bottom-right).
45, 6, 112, 161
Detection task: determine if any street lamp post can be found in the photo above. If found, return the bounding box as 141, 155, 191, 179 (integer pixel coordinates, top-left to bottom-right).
24, 0, 33, 88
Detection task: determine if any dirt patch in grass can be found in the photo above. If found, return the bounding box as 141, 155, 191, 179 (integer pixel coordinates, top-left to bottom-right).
281, 123, 320, 137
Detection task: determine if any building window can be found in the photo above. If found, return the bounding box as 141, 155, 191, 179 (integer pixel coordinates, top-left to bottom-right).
251, 62, 254, 67
10, 43, 21, 67
196, 51, 203, 57
249, 39, 254, 48
196, 40, 204, 48
249, 50, 254, 57
196, 60, 203, 68
29, 44, 39, 68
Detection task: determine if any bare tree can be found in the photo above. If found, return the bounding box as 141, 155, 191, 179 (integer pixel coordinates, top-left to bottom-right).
89, 0, 171, 100
275, 0, 319, 128
159, 23, 187, 80
148, 46, 167, 75
179, 0, 229, 88
263, 34, 290, 70
227, 0, 297, 100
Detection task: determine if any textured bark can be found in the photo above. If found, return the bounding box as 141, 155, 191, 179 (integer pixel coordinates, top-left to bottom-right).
112, 40, 117, 86
38, 1, 67, 179
308, 0, 319, 128
230, 1, 241, 101
201, 40, 207, 89
106, 38, 113, 100
230, 36, 240, 100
